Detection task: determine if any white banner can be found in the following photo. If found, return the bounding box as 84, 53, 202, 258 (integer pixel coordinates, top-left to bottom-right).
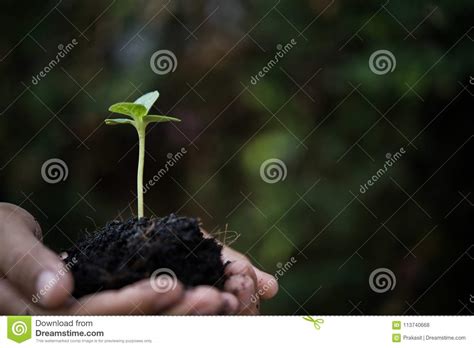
1, 316, 472, 347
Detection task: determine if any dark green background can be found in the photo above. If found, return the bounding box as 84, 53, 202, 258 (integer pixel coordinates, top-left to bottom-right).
1, 0, 473, 314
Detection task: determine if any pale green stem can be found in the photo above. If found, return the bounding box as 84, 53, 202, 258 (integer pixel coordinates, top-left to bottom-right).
136, 121, 146, 218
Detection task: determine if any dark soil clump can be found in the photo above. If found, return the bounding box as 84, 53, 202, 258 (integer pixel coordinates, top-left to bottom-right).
65, 214, 226, 298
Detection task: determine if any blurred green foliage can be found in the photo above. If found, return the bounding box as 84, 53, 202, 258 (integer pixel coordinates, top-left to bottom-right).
0, 0, 472, 314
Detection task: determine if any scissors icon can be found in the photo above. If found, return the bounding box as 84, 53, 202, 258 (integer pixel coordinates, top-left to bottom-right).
303, 316, 324, 330
470, 294, 474, 304
470, 76, 474, 85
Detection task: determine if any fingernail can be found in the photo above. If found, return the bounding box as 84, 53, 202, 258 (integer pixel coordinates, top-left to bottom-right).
36, 271, 58, 306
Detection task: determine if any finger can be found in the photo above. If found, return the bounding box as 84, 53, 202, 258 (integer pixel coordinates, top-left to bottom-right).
0, 279, 32, 315
0, 279, 43, 315
254, 269, 279, 300
220, 245, 278, 299
224, 274, 259, 315
225, 260, 258, 287
0, 203, 74, 308
225, 260, 262, 313
66, 278, 184, 315
221, 292, 240, 315
165, 286, 238, 315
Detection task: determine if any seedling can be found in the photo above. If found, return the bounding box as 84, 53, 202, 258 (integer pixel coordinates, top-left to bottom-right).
64, 90, 225, 299
105, 91, 180, 218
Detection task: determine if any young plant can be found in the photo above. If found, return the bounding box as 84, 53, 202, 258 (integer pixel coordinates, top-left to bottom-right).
105, 91, 180, 218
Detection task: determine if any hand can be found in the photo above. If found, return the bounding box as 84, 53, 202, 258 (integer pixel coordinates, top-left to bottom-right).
0, 203, 239, 315
218, 237, 279, 315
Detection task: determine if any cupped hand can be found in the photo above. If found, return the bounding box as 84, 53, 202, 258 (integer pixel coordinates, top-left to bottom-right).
214, 234, 279, 315
0, 203, 239, 315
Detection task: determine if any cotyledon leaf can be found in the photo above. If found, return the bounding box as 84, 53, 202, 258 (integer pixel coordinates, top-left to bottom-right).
105, 118, 136, 126
109, 102, 147, 118
134, 91, 159, 114
143, 115, 181, 124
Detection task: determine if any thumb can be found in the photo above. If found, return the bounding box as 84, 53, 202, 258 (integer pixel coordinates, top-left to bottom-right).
0, 203, 74, 308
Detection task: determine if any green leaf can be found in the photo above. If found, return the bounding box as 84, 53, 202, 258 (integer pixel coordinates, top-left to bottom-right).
109, 102, 147, 118
134, 91, 159, 114
143, 115, 181, 124
105, 118, 136, 126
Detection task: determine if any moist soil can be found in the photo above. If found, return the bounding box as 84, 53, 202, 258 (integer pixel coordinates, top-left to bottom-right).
64, 214, 226, 298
